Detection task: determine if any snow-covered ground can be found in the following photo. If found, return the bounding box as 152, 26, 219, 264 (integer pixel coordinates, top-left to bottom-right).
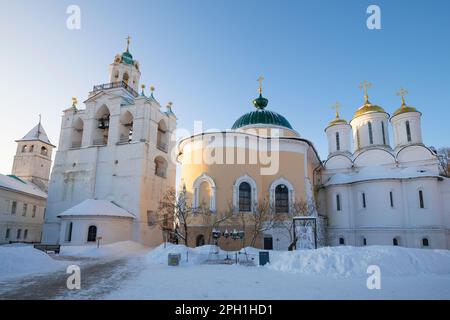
1, 242, 450, 299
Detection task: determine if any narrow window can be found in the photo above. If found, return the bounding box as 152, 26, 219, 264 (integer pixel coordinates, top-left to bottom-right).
393, 238, 399, 246
363, 238, 367, 246
275, 184, 289, 213
239, 182, 252, 212
406, 121, 411, 142
419, 190, 424, 209
5, 228, 10, 239
336, 194, 341, 211
32, 205, 37, 218
356, 128, 361, 149
24, 229, 28, 240
422, 238, 429, 247
22, 203, 27, 216
17, 229, 22, 239
389, 191, 394, 208
368, 121, 373, 144
362, 193, 366, 208
335, 132, 340, 151
87, 226, 97, 242
381, 122, 386, 145
11, 201, 17, 215
339, 237, 345, 245
66, 222, 73, 242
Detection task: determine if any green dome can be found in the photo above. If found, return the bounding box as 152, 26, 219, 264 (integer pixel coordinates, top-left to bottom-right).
232, 94, 293, 130
122, 51, 134, 65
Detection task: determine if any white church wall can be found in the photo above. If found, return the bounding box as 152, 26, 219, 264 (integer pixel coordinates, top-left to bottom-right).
353, 149, 395, 167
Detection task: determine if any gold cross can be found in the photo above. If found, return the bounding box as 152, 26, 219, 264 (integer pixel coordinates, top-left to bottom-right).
72, 97, 78, 106
126, 36, 131, 52
396, 88, 408, 106
257, 76, 264, 94
331, 102, 341, 118
359, 80, 373, 103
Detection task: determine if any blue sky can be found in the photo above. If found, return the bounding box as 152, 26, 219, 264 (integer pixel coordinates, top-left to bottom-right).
1, 0, 450, 174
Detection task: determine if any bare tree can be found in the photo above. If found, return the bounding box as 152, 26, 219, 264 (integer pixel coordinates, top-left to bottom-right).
437, 147, 450, 177
158, 186, 192, 245
200, 203, 234, 244
243, 198, 277, 247
274, 199, 317, 245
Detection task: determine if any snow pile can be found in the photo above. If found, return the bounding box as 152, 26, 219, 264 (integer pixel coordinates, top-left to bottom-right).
146, 243, 225, 265
267, 246, 450, 278
0, 245, 67, 280
60, 240, 148, 259
145, 244, 450, 278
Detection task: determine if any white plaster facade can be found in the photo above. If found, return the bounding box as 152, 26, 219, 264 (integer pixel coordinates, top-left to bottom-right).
320, 97, 450, 249
42, 46, 177, 246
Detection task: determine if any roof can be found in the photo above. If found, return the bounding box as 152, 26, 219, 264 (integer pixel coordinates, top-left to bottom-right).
325, 166, 442, 186
353, 102, 387, 119
392, 105, 421, 117
57, 199, 135, 219
0, 174, 47, 198
232, 109, 293, 130
16, 122, 54, 146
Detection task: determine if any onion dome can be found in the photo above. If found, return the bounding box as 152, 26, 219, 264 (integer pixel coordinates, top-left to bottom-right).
327, 102, 348, 127
231, 94, 293, 130
121, 36, 134, 65
232, 77, 293, 130
353, 81, 387, 119
392, 88, 420, 117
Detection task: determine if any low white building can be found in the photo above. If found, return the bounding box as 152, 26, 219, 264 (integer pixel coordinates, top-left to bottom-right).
42, 41, 177, 246
0, 122, 54, 244
319, 90, 450, 249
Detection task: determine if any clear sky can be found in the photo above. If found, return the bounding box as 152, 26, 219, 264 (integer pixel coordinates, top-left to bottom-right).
1, 0, 450, 174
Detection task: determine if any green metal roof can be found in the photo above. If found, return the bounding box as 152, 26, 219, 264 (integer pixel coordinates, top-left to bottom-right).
231, 94, 293, 130
122, 51, 134, 65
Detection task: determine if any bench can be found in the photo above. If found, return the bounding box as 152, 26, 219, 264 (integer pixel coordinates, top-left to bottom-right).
34, 244, 61, 254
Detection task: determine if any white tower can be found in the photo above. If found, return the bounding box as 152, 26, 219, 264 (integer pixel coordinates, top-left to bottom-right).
390, 88, 423, 149
108, 36, 141, 93
349, 81, 390, 152
325, 102, 351, 156
12, 118, 54, 191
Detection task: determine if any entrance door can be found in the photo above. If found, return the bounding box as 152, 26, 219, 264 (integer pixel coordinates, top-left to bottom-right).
263, 237, 273, 250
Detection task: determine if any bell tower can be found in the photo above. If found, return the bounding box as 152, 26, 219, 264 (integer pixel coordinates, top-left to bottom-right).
108, 36, 141, 93
11, 117, 55, 192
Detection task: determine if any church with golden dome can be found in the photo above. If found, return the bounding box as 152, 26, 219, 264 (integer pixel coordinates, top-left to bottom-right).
178, 79, 450, 250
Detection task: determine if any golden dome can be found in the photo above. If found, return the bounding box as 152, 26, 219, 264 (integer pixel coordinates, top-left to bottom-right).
392, 105, 419, 117
353, 102, 386, 119
328, 117, 348, 126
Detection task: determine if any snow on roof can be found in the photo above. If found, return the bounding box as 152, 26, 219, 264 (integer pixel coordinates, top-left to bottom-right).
57, 199, 135, 219
16, 122, 54, 146
0, 174, 47, 198
325, 166, 442, 186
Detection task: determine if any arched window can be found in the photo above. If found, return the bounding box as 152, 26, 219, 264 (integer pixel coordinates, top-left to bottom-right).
29, 145, 34, 153
193, 174, 217, 212
389, 191, 394, 208
119, 111, 134, 143
154, 156, 168, 178
123, 72, 129, 85
94, 105, 110, 146
368, 121, 373, 144
72, 117, 84, 148
362, 237, 367, 246
335, 132, 340, 151
406, 121, 411, 142
362, 192, 366, 208
381, 121, 386, 145
196, 234, 205, 247
419, 190, 425, 209
157, 120, 168, 152
422, 238, 429, 247
22, 145, 27, 153
356, 128, 361, 150
114, 70, 119, 79
87, 225, 97, 242
65, 222, 73, 242
336, 194, 341, 211
239, 182, 252, 212
275, 184, 289, 213
393, 237, 399, 246
40, 146, 48, 156
339, 237, 345, 245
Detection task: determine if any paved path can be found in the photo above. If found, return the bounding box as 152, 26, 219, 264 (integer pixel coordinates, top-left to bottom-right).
0, 256, 145, 299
